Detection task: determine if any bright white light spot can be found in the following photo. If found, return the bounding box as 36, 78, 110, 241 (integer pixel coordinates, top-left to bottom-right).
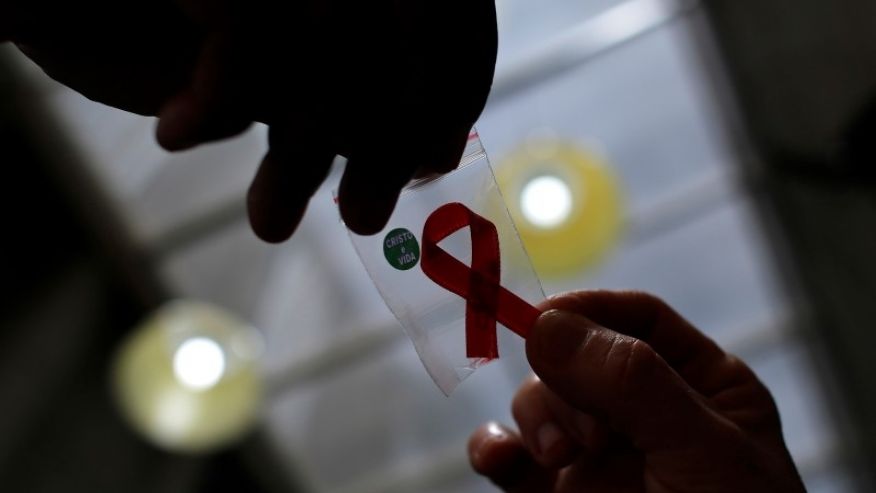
173, 338, 226, 391
521, 175, 573, 228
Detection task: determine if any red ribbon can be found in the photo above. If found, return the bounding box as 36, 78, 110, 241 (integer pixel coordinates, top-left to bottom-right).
421, 202, 542, 360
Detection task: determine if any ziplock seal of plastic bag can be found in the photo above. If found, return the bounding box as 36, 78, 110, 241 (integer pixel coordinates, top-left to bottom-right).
340, 130, 545, 395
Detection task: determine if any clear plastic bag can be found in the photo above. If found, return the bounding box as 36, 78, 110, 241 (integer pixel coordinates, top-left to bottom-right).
344, 132, 545, 395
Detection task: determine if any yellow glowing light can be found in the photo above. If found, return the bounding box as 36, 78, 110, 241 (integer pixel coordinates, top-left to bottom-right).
112, 301, 263, 453
496, 138, 624, 278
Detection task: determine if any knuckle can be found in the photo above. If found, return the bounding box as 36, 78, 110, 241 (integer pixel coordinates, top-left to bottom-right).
623, 290, 669, 310
607, 336, 662, 402
724, 355, 774, 402
713, 355, 784, 429
723, 354, 753, 376
576, 329, 662, 395
717, 423, 756, 458
622, 290, 677, 319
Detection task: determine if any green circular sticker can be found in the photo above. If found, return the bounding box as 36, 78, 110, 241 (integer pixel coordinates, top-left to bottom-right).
383, 228, 420, 271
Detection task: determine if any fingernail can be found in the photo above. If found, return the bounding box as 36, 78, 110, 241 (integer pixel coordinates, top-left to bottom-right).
536, 422, 564, 457
485, 422, 508, 440
470, 422, 509, 467
528, 310, 593, 371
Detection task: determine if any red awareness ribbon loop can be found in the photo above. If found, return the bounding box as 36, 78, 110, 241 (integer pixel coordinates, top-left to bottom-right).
421, 202, 542, 360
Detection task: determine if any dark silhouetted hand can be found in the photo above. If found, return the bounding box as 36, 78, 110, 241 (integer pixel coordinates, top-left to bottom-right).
4, 0, 497, 241
469, 291, 806, 493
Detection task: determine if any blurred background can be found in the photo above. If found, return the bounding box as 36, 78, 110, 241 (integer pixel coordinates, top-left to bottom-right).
2, 0, 876, 491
